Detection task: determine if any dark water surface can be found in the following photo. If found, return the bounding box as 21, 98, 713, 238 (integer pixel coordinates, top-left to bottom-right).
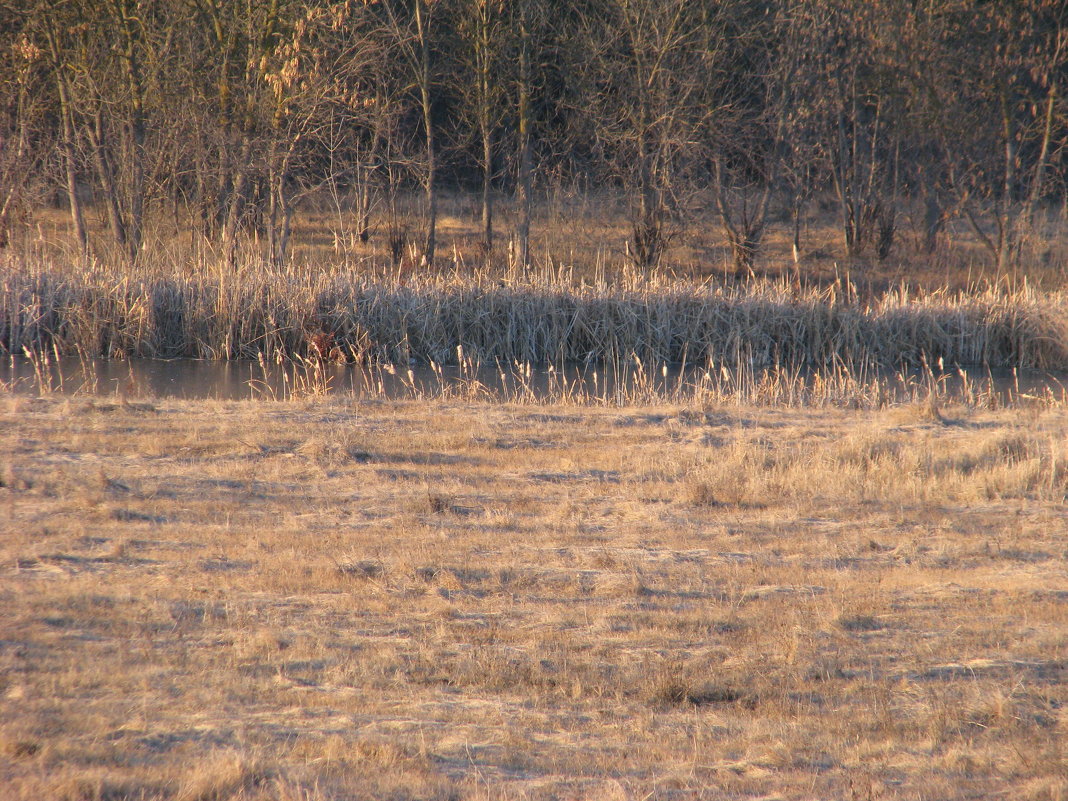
3, 354, 1067, 404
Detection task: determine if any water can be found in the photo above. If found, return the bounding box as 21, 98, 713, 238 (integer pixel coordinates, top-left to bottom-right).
3, 354, 1067, 404
5, 355, 655, 401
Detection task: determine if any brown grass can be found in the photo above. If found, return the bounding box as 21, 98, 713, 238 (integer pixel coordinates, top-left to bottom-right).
4, 250, 1068, 374
1, 392, 1065, 799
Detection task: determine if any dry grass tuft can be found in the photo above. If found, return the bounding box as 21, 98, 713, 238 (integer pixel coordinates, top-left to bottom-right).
174, 751, 269, 801
296, 433, 371, 466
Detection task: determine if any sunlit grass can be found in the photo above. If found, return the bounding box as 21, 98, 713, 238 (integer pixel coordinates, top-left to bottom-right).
1, 393, 1065, 799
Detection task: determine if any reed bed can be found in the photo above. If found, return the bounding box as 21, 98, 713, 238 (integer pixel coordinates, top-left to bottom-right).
11, 342, 1063, 410
273, 354, 1054, 411
3, 253, 1068, 372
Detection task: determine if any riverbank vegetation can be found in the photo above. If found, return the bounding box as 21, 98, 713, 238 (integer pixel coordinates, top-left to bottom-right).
4, 248, 1068, 377
1, 395, 1066, 800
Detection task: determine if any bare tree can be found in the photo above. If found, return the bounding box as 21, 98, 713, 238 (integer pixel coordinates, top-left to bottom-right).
276, 2, 386, 263
0, 21, 51, 250
574, 0, 717, 269
764, 1, 828, 265
505, 0, 547, 269
511, 2, 533, 267
176, 0, 296, 264
3, 0, 1064, 279
708, 3, 787, 273
885, 0, 1067, 271
29, 2, 90, 255
28, 0, 163, 264
452, 0, 508, 254
953, 0, 1067, 271
818, 3, 902, 260
377, 0, 441, 267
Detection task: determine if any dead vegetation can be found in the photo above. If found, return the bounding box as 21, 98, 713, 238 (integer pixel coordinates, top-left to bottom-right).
4, 249, 1068, 372
0, 392, 1065, 800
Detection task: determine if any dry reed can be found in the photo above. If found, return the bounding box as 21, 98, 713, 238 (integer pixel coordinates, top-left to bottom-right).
3, 253, 1068, 373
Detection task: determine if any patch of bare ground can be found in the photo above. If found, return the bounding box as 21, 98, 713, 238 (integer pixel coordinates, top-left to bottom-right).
1, 394, 1065, 800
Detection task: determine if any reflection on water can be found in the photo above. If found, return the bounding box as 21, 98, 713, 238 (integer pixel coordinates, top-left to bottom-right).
3, 354, 1067, 405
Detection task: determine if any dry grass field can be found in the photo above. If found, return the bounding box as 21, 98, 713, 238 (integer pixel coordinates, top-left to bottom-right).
1, 390, 1066, 800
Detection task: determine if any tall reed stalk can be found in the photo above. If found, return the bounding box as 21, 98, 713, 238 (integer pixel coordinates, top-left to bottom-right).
3, 253, 1067, 371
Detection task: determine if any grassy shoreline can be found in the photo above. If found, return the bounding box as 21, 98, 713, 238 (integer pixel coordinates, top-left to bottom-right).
4, 254, 1068, 371
1, 393, 1066, 800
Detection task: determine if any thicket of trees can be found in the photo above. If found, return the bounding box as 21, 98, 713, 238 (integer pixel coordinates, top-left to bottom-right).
1, 0, 1065, 271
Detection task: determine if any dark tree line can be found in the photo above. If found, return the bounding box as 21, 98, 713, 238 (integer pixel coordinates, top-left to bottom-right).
0, 0, 1065, 271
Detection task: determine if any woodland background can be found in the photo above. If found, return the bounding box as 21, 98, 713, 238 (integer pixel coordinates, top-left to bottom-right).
1, 0, 1066, 274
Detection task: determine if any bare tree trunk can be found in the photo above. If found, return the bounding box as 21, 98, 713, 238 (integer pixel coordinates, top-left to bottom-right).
831, 73, 884, 259
60, 113, 88, 255
43, 23, 88, 254
111, 0, 146, 264
481, 125, 493, 252
476, 1, 493, 253
88, 109, 129, 252
355, 148, 373, 243
790, 197, 803, 264
267, 171, 294, 264
996, 83, 1016, 273
632, 126, 664, 270
267, 160, 281, 264
266, 140, 297, 265
516, 4, 532, 269
714, 161, 772, 273
922, 189, 943, 254
0, 68, 32, 247
415, 0, 436, 266
833, 107, 856, 256
221, 136, 253, 266
1022, 77, 1057, 230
